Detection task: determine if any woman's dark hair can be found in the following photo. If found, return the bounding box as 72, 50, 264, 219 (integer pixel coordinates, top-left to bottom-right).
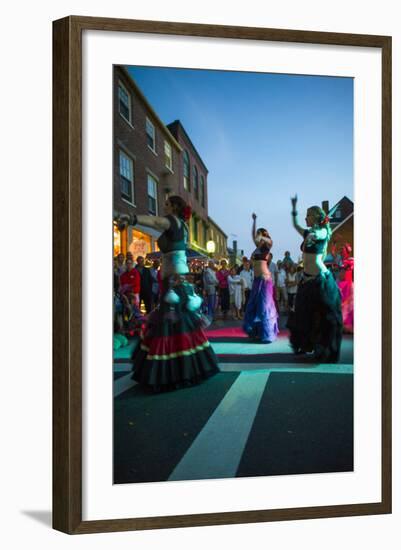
307, 205, 332, 259
168, 195, 188, 220
308, 206, 330, 226
256, 227, 271, 249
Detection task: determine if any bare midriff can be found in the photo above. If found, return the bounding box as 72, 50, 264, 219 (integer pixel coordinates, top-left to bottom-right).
303, 252, 328, 276
161, 250, 189, 279
253, 260, 272, 280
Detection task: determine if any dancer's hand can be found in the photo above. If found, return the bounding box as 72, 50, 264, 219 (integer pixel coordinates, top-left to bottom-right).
291, 194, 298, 209
252, 212, 257, 220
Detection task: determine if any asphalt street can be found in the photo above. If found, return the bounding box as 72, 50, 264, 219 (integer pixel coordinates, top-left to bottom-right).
113, 317, 354, 484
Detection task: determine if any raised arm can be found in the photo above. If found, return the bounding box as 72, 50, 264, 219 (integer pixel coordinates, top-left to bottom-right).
252, 213, 273, 248
251, 212, 257, 242
290, 195, 305, 237
117, 212, 170, 231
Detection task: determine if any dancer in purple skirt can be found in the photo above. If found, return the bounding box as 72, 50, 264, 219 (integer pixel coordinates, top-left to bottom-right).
243, 213, 279, 343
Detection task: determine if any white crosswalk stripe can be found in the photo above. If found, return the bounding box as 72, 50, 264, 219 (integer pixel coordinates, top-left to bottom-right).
218, 363, 353, 374
168, 371, 270, 481
114, 329, 354, 482
114, 373, 137, 397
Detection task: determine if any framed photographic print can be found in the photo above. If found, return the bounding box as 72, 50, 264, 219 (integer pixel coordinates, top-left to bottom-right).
53, 16, 391, 534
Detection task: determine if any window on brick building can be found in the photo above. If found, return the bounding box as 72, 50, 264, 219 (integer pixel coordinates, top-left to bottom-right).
193, 165, 199, 200
147, 174, 158, 215
200, 175, 205, 207
146, 118, 156, 152
164, 141, 173, 171
119, 150, 134, 203
118, 82, 132, 123
335, 209, 342, 219
183, 150, 190, 191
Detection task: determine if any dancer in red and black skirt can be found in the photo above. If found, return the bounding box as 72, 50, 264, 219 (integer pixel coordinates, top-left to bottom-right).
288, 195, 343, 362
119, 196, 219, 391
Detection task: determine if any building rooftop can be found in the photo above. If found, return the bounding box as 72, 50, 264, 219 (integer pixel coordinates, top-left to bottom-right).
207, 215, 228, 238
167, 120, 209, 173
328, 195, 354, 216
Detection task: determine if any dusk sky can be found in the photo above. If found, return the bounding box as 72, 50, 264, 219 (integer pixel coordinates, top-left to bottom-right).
127, 66, 353, 261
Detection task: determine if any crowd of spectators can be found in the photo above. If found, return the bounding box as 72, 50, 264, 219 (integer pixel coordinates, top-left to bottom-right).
113, 249, 307, 341
113, 240, 354, 346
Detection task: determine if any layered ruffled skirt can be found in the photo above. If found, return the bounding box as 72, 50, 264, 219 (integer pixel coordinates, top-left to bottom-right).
132, 278, 219, 391
288, 271, 343, 362
243, 276, 279, 343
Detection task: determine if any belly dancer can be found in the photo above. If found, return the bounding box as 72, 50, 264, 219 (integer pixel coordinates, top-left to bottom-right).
118, 195, 219, 391
288, 195, 343, 362
243, 213, 279, 343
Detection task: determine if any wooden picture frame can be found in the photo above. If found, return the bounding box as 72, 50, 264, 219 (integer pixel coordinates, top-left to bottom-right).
53, 15, 392, 534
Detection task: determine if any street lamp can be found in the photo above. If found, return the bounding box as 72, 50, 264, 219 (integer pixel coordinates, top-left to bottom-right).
206, 240, 216, 257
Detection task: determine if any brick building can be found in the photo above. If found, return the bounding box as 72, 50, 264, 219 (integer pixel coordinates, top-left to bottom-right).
166, 120, 209, 254
113, 67, 229, 262
113, 66, 181, 257
167, 120, 228, 260
207, 216, 228, 261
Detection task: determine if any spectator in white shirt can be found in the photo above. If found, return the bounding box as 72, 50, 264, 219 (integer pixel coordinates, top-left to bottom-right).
286, 264, 298, 311
228, 266, 244, 320
203, 260, 219, 320
239, 259, 254, 311
276, 261, 288, 311
237, 256, 249, 274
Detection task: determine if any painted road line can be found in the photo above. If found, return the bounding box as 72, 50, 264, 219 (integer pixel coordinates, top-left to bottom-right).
114, 373, 137, 397
168, 371, 270, 481
217, 363, 354, 374
211, 340, 292, 355
211, 339, 353, 356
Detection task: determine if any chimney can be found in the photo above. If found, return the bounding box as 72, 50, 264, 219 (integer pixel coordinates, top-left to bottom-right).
233, 240, 237, 254
322, 200, 329, 214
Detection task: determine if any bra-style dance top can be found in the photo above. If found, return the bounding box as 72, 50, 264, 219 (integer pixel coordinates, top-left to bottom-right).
157, 215, 189, 276
301, 229, 328, 254
252, 244, 271, 261
157, 215, 188, 252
